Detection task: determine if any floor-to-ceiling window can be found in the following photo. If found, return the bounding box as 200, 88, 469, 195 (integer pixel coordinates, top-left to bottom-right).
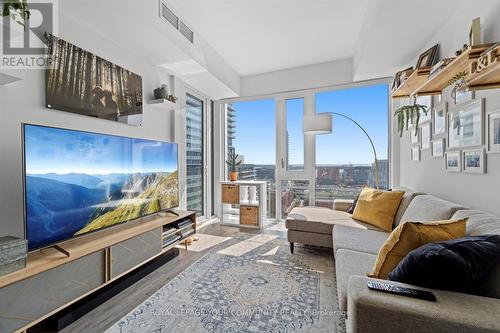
315, 84, 389, 208
186, 93, 204, 216
225, 99, 276, 218
221, 82, 389, 220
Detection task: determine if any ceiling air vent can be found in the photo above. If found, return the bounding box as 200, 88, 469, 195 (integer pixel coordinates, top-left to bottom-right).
161, 3, 178, 29
179, 21, 194, 43
159, 1, 194, 44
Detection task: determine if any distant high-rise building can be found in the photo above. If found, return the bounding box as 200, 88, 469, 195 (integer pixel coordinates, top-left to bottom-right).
227, 104, 236, 156
186, 95, 204, 215
368, 159, 389, 189
316, 166, 341, 185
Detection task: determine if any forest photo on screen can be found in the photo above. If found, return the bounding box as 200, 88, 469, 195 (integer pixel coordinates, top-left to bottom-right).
45, 34, 143, 121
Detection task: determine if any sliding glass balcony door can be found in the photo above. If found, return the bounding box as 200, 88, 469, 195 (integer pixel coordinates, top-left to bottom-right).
276, 93, 315, 220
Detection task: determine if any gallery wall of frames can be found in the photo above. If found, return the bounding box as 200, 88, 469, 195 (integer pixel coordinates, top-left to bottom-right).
406, 91, 499, 175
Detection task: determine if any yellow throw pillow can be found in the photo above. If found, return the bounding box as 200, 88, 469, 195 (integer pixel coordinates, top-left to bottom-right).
369, 218, 468, 279
352, 188, 405, 232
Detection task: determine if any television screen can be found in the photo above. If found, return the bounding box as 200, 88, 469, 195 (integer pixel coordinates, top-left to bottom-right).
23, 124, 179, 250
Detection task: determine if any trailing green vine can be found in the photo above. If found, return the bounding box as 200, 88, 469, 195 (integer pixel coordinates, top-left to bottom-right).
394, 96, 428, 137
2, 0, 30, 27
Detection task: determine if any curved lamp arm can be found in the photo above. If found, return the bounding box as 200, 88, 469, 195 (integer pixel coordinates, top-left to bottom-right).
330, 112, 380, 189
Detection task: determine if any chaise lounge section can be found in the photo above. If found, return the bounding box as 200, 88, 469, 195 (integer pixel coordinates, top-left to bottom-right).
285, 188, 500, 333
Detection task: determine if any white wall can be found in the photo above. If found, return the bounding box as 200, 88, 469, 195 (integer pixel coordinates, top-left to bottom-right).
394, 4, 500, 216
396, 88, 500, 216
0, 15, 181, 238
240, 59, 353, 98
393, 2, 500, 216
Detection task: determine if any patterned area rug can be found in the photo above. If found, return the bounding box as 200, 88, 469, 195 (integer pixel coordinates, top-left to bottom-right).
106, 233, 346, 333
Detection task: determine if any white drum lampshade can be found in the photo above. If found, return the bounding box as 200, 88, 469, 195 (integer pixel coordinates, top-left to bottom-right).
303, 113, 333, 134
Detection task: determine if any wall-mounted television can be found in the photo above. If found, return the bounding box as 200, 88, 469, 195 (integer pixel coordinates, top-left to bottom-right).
23, 124, 179, 251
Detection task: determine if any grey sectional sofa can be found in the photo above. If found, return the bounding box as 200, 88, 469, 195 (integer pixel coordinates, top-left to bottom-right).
285, 188, 500, 333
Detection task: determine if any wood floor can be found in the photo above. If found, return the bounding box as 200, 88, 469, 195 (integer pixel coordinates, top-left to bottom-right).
56, 221, 288, 333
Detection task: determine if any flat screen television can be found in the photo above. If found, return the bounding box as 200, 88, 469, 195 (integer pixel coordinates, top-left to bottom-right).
23, 124, 179, 251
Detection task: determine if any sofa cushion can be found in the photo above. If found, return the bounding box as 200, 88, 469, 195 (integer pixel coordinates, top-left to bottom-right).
369, 219, 467, 279
399, 194, 466, 225
392, 187, 425, 227
352, 188, 405, 232
451, 210, 500, 299
287, 229, 333, 248
452, 209, 500, 236
333, 225, 389, 255
388, 235, 500, 296
336, 249, 377, 311
285, 206, 383, 235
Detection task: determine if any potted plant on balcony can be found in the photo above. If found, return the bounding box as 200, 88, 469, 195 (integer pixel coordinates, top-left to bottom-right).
226, 151, 241, 182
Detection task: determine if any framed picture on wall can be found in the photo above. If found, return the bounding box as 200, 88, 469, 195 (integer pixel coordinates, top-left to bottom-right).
454, 90, 475, 105
433, 102, 447, 137
488, 110, 500, 153
417, 95, 433, 123
432, 139, 445, 158
463, 148, 486, 174
445, 151, 461, 173
409, 129, 419, 145
420, 122, 431, 150
448, 99, 484, 149
411, 146, 420, 161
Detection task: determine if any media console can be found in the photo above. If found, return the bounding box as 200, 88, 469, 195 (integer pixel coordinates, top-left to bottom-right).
0, 210, 196, 333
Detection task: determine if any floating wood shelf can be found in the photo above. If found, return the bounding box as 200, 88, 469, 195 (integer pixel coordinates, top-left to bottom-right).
391, 68, 430, 98
468, 44, 500, 90
390, 44, 495, 99
147, 98, 177, 109
415, 44, 493, 96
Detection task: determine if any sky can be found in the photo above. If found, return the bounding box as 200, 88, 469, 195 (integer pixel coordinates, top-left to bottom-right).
24, 125, 178, 174
231, 84, 389, 165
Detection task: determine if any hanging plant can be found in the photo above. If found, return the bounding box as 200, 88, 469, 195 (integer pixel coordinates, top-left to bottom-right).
2, 0, 30, 27
394, 96, 429, 137
447, 71, 468, 100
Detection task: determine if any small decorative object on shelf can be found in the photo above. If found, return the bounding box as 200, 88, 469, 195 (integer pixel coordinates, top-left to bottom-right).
469, 17, 481, 46
392, 67, 413, 92
226, 150, 241, 181
167, 94, 177, 103
416, 44, 439, 69
429, 58, 454, 79
0, 236, 27, 277
153, 84, 169, 100
394, 96, 429, 137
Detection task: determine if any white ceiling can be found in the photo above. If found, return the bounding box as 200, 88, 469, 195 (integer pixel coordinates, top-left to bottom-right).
169, 0, 468, 78
59, 0, 488, 98
170, 0, 376, 76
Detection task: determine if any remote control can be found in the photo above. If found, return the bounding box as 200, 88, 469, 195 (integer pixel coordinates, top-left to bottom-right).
367, 281, 436, 301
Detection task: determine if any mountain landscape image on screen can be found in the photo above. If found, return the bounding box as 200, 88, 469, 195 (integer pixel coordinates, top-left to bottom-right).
24, 125, 179, 250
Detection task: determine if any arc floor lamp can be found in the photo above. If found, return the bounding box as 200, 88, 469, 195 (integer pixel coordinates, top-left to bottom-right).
303, 112, 380, 189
